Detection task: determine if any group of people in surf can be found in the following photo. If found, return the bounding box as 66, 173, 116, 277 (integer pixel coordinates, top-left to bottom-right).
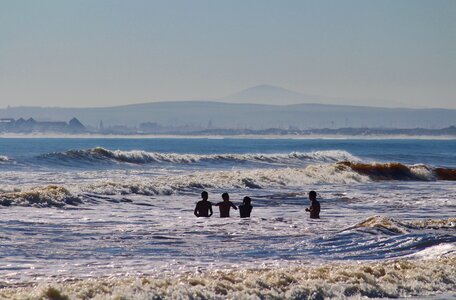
194, 190, 320, 219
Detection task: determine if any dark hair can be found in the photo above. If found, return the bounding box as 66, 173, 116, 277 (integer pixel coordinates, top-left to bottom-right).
243, 196, 251, 205
201, 191, 208, 198
222, 192, 229, 200
309, 190, 317, 198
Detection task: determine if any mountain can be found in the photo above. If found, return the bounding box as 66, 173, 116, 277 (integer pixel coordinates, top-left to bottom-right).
1, 85, 455, 130
222, 84, 340, 105
222, 84, 407, 107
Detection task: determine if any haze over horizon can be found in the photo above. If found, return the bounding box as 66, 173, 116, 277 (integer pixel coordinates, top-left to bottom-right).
1, 1, 455, 109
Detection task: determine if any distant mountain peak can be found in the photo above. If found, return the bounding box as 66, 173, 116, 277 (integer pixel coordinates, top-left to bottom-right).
241, 84, 297, 93
223, 84, 327, 105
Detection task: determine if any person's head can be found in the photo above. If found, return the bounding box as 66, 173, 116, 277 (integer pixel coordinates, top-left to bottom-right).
243, 196, 251, 205
308, 190, 317, 201
201, 191, 208, 201
222, 192, 229, 201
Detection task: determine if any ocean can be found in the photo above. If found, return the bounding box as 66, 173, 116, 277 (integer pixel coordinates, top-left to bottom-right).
0, 138, 455, 299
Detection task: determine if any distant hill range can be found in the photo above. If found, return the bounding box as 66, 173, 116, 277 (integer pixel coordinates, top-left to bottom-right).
1, 85, 455, 130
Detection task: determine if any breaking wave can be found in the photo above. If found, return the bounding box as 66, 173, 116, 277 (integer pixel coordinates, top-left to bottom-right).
84, 165, 368, 196
0, 186, 82, 207
39, 147, 360, 166
0, 155, 10, 163
2, 256, 455, 299
339, 161, 456, 181
2, 162, 456, 207
0, 165, 367, 206
351, 215, 456, 234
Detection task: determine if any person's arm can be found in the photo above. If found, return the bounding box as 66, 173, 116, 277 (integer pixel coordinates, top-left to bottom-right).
194, 204, 199, 217
231, 202, 238, 210
209, 205, 213, 217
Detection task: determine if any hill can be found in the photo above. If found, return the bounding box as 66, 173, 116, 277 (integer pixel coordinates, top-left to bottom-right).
1, 85, 455, 129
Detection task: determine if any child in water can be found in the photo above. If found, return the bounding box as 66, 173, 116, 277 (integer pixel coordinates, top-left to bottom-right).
214, 192, 237, 218
305, 190, 320, 219
239, 196, 253, 218
194, 191, 213, 217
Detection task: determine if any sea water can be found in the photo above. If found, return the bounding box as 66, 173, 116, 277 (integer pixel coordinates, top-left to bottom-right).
0, 138, 455, 299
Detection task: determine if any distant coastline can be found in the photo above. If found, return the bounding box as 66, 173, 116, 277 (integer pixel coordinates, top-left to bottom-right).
1, 132, 455, 140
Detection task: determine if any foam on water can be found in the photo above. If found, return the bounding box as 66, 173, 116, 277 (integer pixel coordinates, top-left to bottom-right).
1, 256, 455, 299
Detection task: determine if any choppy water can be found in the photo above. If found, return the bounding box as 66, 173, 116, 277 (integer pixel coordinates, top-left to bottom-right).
0, 138, 455, 299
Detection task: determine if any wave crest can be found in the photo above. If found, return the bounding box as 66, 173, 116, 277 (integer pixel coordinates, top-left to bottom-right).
338, 161, 456, 181
41, 147, 360, 165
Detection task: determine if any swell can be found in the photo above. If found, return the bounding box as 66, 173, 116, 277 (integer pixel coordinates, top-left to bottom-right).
339, 161, 456, 181
1, 256, 455, 299
38, 147, 360, 166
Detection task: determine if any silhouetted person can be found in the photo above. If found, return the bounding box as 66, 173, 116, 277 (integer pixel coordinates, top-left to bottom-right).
305, 190, 320, 219
239, 196, 253, 218
194, 191, 213, 217
215, 192, 237, 218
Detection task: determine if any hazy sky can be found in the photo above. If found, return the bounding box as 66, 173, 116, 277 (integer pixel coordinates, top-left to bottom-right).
1, 0, 455, 108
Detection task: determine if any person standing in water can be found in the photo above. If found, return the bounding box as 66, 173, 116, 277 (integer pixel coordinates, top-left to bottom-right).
305, 190, 320, 219
194, 191, 213, 217
214, 192, 237, 218
239, 196, 253, 218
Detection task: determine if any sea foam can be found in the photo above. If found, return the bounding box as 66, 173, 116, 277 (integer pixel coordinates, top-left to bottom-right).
0, 185, 82, 207
2, 256, 455, 299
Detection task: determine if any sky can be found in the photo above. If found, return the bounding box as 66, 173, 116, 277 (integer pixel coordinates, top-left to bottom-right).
1, 0, 455, 109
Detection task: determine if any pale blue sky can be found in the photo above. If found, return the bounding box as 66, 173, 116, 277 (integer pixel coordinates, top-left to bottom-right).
1, 0, 455, 108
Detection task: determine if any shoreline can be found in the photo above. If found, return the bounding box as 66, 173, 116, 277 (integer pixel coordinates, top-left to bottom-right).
1, 133, 456, 140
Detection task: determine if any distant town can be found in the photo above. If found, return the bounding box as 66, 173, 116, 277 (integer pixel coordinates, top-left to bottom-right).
1, 117, 455, 137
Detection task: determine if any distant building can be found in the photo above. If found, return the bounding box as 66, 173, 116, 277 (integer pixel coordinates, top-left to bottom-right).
69, 118, 86, 132
0, 117, 87, 134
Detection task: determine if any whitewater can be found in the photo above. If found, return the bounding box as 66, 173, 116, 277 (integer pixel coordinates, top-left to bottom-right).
0, 138, 455, 299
